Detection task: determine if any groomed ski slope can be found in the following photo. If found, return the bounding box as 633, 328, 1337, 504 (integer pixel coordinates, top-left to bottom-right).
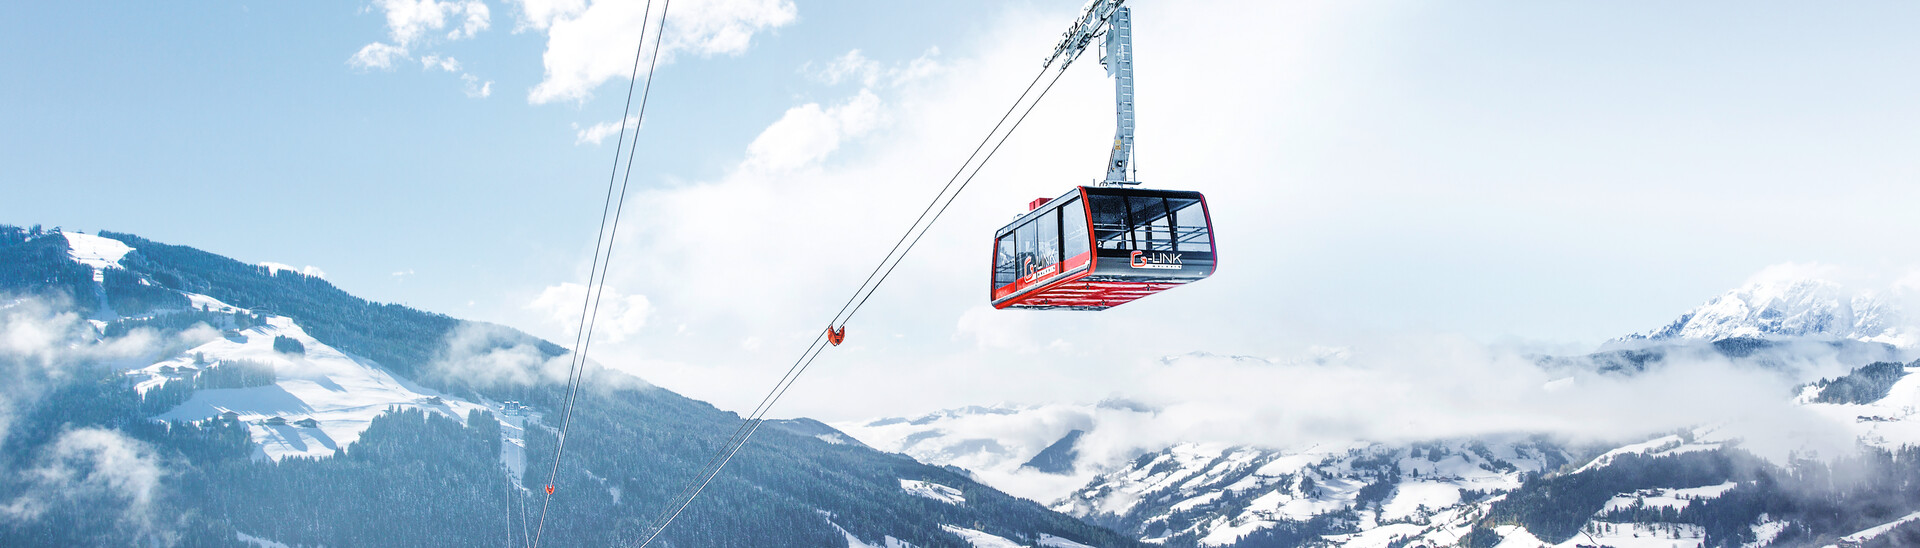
135, 307, 518, 463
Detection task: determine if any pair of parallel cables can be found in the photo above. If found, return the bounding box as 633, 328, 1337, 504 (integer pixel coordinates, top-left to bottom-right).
531, 0, 671, 546
531, 5, 1122, 546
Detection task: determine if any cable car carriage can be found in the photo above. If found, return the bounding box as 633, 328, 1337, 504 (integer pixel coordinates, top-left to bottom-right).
989, 2, 1214, 311
991, 187, 1214, 310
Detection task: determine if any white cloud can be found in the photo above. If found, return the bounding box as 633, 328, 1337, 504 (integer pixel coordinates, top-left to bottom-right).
349, 42, 409, 70
421, 54, 462, 72
0, 298, 209, 538
430, 322, 571, 387
527, 282, 652, 344
430, 321, 653, 393
742, 89, 883, 172
1107, 341, 1859, 461
350, 0, 490, 77
461, 73, 493, 98
519, 0, 797, 104
511, 0, 586, 31
2, 428, 168, 537
450, 0, 491, 39
808, 49, 881, 87
804, 48, 944, 88
376, 0, 489, 46
573, 115, 639, 145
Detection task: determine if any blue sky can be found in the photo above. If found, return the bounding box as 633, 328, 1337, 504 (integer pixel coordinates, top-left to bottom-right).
7, 1, 1920, 420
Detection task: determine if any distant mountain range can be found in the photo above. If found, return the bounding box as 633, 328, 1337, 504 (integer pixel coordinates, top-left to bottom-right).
841, 266, 1920, 547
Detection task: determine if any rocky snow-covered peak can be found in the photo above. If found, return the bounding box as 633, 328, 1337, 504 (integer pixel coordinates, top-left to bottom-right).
1627, 265, 1911, 347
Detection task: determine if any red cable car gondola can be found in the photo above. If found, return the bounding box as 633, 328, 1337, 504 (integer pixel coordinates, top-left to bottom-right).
989, 2, 1213, 311
990, 186, 1214, 310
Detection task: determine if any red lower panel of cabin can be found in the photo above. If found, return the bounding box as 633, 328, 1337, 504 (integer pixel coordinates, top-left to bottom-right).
995, 273, 1186, 310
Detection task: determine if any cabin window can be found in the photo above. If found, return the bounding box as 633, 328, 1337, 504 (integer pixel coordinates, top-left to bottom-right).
994, 232, 1018, 288
1127, 196, 1173, 251
1034, 208, 1060, 273
1090, 194, 1130, 250
1016, 218, 1040, 278
1059, 197, 1090, 260
1167, 197, 1211, 252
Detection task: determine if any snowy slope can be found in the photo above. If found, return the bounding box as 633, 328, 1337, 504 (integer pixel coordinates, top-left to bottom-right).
62, 231, 134, 319
138, 312, 504, 461
63, 231, 133, 270
17, 228, 1157, 547
1799, 363, 1920, 450
901, 479, 966, 505
52, 232, 524, 466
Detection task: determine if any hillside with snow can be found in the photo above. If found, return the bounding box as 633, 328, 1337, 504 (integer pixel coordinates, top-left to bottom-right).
0, 226, 1146, 547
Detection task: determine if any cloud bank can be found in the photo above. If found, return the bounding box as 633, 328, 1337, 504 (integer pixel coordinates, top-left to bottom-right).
429, 321, 650, 392
0, 296, 211, 445
511, 0, 797, 104
1, 428, 170, 541
349, 0, 495, 97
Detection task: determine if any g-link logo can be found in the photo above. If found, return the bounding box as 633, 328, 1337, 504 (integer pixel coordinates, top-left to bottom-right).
1129, 251, 1182, 269
1022, 258, 1060, 283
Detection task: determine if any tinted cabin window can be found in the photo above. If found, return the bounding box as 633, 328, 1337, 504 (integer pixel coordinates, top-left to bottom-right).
1035, 208, 1060, 273
1167, 197, 1210, 252
1059, 197, 1090, 260
1090, 194, 1129, 250
994, 232, 1017, 288
1016, 218, 1039, 278
1127, 196, 1172, 251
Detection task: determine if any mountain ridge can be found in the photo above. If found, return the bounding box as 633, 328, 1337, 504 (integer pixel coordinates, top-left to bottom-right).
1621, 266, 1912, 347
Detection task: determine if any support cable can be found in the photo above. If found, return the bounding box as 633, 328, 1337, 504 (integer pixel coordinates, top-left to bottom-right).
633, 10, 1119, 545
629, 64, 1066, 542
530, 0, 669, 546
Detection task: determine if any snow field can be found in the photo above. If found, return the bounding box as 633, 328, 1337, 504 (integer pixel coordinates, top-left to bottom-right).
939, 525, 1026, 548
139, 314, 497, 461
62, 231, 133, 270
1804, 366, 1920, 449
900, 479, 965, 505
1600, 482, 1738, 513
1573, 435, 1721, 474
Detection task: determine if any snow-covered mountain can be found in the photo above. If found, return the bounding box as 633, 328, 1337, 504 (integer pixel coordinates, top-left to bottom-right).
1624, 265, 1913, 347
58, 231, 533, 470
1053, 437, 1569, 546
2, 226, 1147, 547
838, 265, 1920, 547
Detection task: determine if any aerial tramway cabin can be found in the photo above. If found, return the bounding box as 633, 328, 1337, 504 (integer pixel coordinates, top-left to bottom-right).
991, 186, 1215, 310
